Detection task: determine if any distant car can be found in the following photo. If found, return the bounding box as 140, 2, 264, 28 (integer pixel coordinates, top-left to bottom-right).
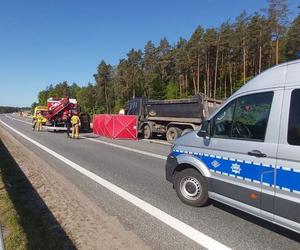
166, 59, 300, 234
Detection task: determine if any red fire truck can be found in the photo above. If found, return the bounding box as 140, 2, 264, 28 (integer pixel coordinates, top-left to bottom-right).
34, 97, 90, 132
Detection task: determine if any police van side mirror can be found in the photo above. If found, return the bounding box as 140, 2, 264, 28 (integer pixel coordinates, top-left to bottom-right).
198, 120, 211, 139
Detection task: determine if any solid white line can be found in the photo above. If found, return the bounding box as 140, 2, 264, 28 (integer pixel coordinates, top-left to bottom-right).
0, 119, 231, 250
83, 137, 167, 160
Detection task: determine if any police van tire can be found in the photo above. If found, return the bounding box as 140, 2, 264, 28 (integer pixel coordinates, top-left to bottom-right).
143, 125, 153, 139
166, 127, 182, 143
174, 168, 208, 207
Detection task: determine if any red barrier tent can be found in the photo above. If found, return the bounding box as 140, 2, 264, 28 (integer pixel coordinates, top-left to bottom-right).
93, 115, 137, 140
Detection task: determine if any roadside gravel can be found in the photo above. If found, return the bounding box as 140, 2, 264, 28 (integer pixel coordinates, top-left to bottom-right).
0, 126, 150, 250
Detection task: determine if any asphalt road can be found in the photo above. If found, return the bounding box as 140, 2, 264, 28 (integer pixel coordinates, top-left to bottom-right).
0, 114, 299, 250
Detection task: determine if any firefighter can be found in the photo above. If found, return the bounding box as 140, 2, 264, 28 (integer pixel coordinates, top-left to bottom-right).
36, 111, 43, 132
32, 117, 37, 131
71, 112, 80, 139
65, 112, 72, 138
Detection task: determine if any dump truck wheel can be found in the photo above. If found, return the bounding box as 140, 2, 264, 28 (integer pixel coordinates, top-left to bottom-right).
143, 125, 153, 139
166, 127, 182, 143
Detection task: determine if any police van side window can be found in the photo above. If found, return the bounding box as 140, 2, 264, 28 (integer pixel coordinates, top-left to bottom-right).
212, 92, 273, 141
288, 89, 300, 146
232, 92, 273, 141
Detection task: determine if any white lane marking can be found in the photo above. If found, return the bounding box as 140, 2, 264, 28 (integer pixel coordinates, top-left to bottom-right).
140, 139, 171, 146
83, 137, 167, 160
5, 114, 32, 125
0, 119, 231, 250
5, 115, 70, 133
5, 114, 168, 161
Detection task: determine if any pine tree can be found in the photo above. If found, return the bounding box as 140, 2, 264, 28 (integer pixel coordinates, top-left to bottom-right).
285, 9, 300, 60
266, 0, 289, 64
94, 60, 113, 113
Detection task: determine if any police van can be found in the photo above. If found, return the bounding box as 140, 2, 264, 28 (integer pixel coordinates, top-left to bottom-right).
166, 59, 300, 233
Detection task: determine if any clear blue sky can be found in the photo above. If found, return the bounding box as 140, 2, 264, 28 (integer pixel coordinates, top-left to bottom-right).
0, 0, 298, 106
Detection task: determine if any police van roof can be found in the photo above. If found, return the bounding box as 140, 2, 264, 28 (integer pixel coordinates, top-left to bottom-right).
234, 59, 300, 97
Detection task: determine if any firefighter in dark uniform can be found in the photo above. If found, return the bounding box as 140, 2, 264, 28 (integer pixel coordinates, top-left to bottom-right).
66, 112, 72, 138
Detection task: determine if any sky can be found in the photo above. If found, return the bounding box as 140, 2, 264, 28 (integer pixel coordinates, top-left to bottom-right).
0, 0, 298, 107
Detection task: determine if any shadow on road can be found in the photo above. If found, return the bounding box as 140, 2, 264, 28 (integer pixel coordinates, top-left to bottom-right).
81, 134, 100, 139
0, 139, 76, 249
212, 200, 300, 243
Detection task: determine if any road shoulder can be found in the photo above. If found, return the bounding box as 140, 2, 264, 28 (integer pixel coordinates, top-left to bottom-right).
0, 125, 150, 249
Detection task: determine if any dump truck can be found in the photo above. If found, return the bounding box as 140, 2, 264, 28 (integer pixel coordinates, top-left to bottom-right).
33, 97, 90, 132
127, 94, 222, 143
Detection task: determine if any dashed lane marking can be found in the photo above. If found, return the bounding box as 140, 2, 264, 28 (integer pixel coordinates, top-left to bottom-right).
5, 114, 168, 161
83, 136, 167, 160
140, 138, 171, 146
5, 114, 32, 125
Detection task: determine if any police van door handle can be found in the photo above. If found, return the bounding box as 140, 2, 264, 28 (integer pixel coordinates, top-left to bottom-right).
248, 150, 267, 158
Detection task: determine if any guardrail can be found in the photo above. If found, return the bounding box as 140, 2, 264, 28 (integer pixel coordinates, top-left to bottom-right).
0, 224, 5, 250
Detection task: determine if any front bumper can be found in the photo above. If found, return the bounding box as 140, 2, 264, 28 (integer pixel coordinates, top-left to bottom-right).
165, 154, 179, 183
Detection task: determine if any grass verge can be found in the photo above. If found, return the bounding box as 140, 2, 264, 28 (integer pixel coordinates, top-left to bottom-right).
0, 140, 27, 249
0, 136, 75, 250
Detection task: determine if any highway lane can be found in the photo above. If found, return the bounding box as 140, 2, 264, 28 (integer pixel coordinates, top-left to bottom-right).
0, 114, 299, 250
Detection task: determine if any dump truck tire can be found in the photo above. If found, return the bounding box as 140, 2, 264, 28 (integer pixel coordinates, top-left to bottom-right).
166, 127, 182, 143
143, 125, 153, 139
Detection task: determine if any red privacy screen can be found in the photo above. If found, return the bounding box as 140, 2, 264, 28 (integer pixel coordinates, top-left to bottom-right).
93, 115, 138, 140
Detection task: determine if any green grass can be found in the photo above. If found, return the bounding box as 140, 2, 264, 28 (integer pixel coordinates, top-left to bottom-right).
0, 137, 75, 250
0, 157, 27, 250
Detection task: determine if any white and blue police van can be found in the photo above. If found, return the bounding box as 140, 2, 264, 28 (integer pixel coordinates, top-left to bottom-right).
166, 59, 300, 233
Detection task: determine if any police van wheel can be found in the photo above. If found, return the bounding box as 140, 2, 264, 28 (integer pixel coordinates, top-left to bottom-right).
174, 168, 208, 207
